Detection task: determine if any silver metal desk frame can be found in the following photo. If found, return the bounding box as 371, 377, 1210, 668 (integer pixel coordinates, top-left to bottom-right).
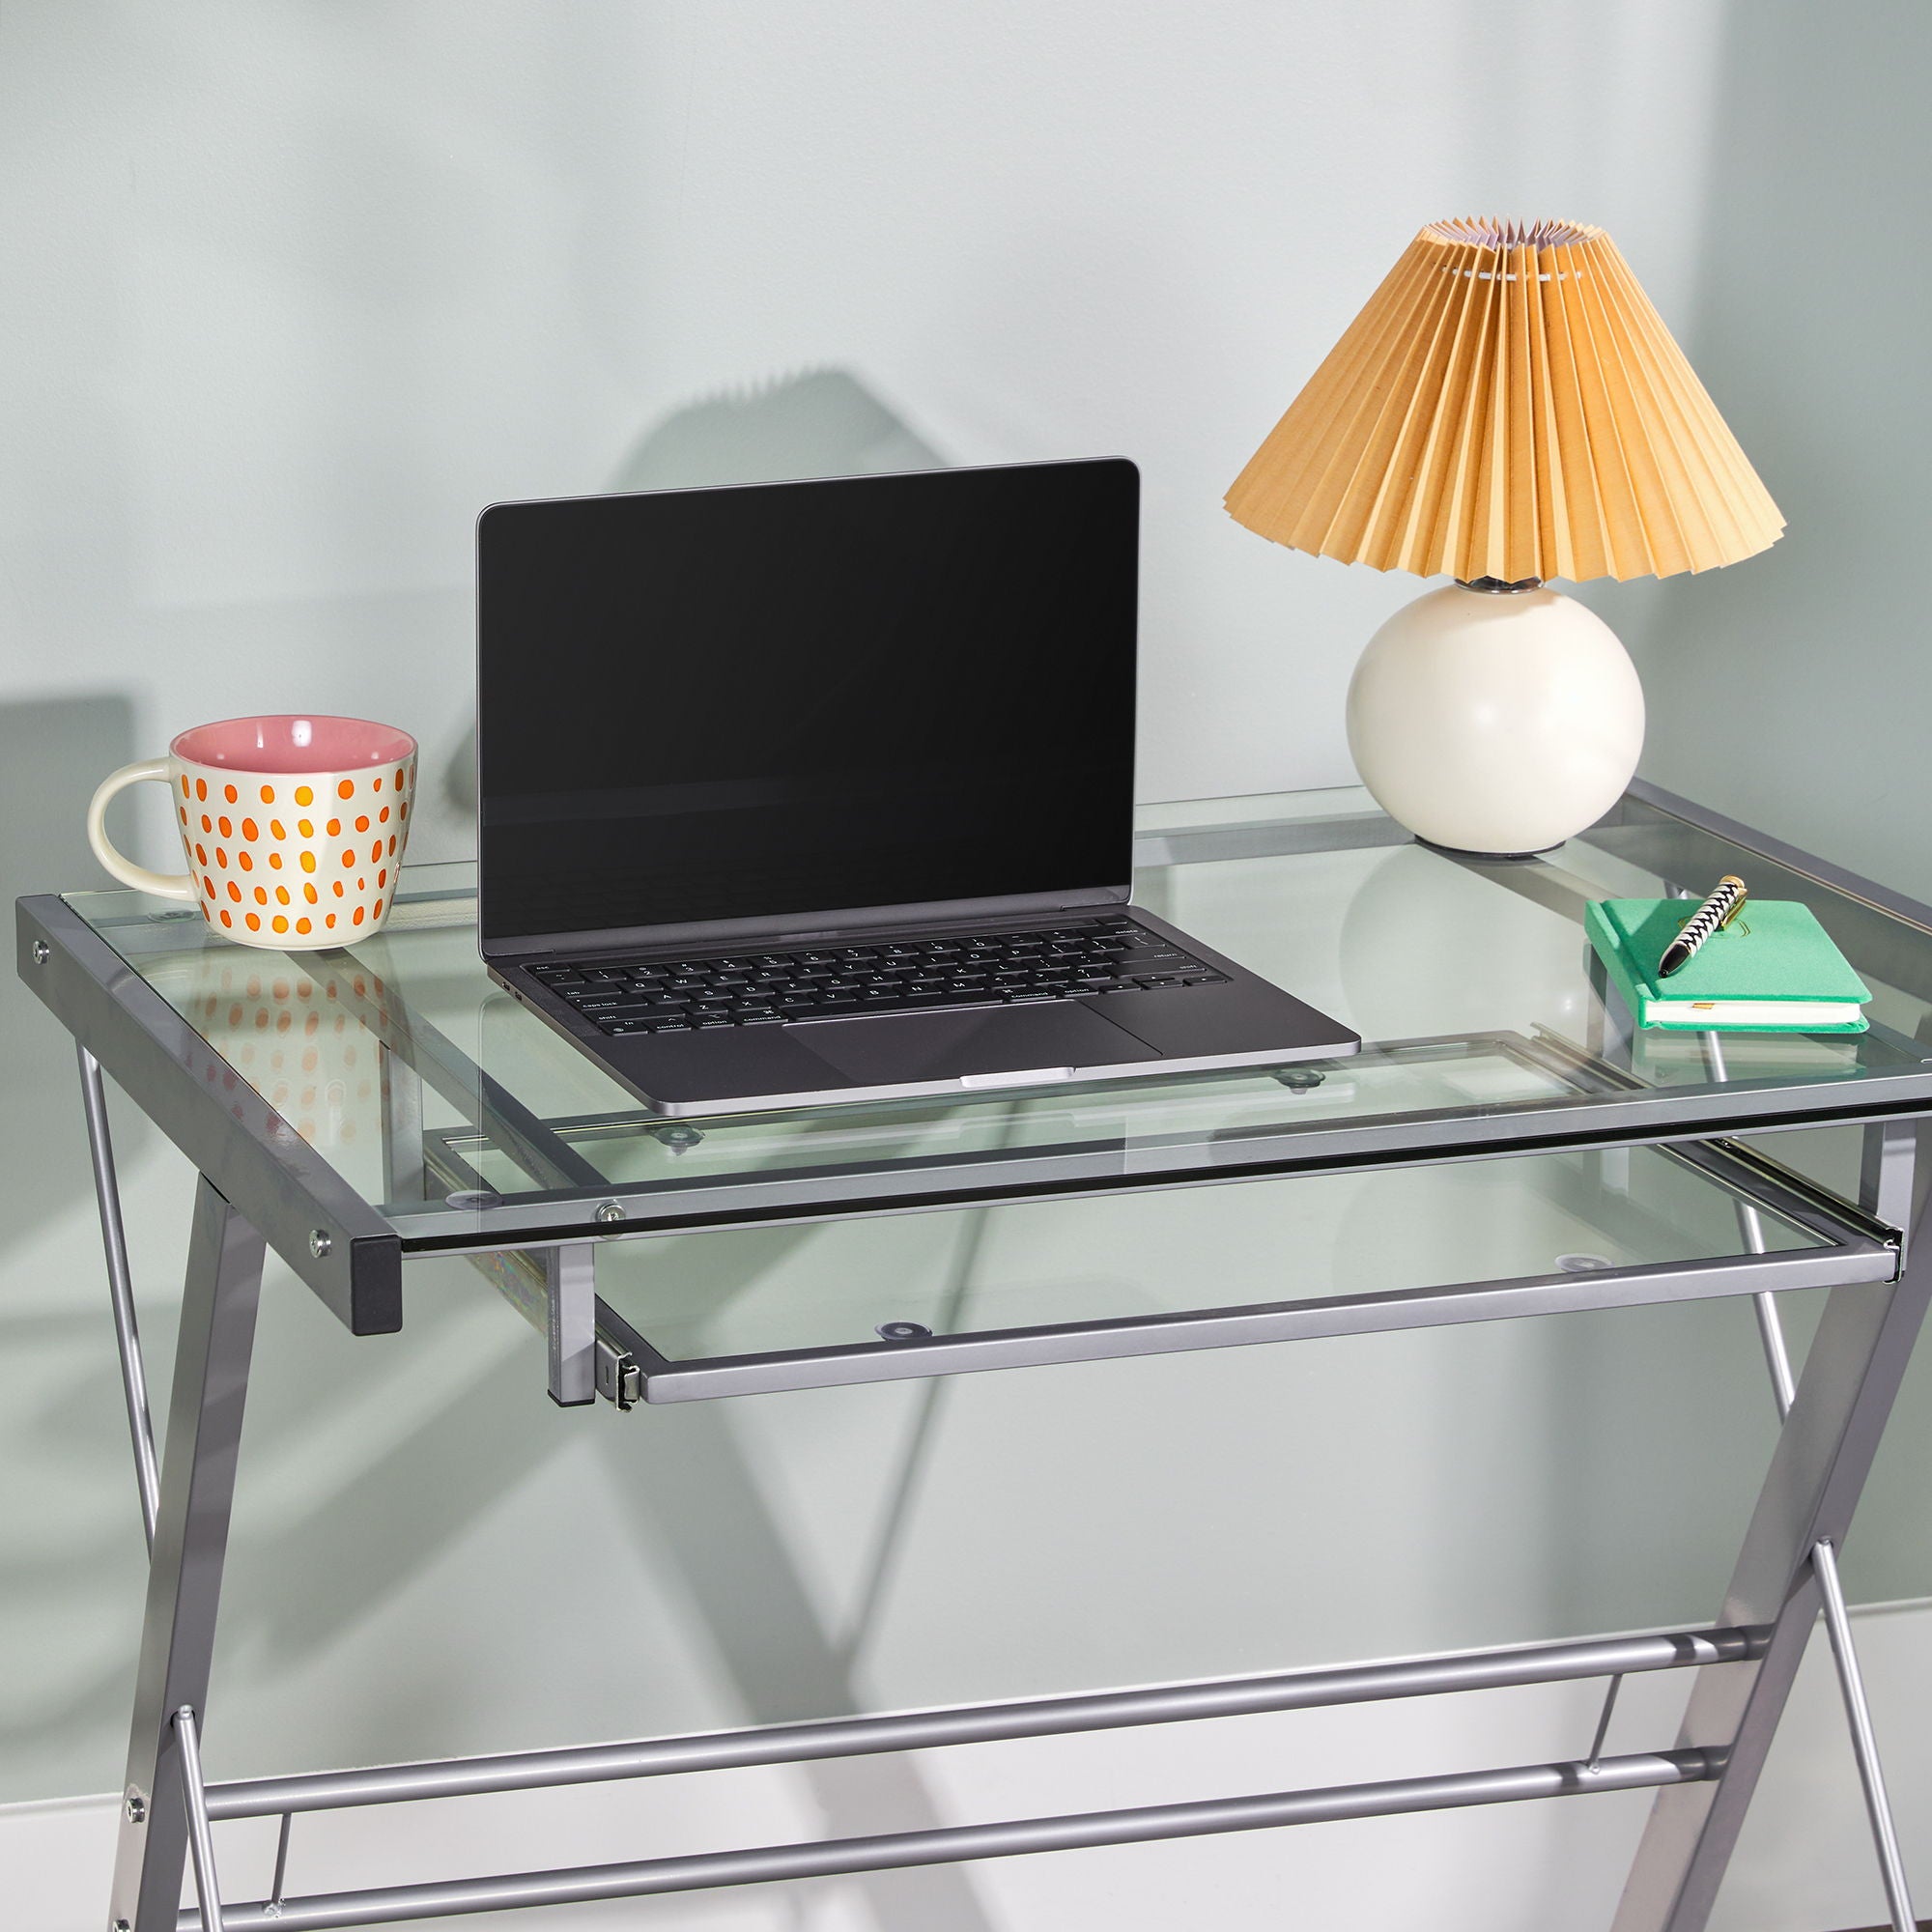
20, 782, 1932, 1932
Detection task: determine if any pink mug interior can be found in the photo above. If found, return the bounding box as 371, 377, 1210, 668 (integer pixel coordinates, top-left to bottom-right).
171, 715, 416, 775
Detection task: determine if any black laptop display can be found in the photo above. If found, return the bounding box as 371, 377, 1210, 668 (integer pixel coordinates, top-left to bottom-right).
477, 460, 1356, 1116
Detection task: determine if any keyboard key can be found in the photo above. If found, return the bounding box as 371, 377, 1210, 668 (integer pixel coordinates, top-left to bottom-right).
547, 920, 1212, 1033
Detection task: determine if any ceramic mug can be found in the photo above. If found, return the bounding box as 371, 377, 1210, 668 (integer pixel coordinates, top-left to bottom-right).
88, 715, 417, 951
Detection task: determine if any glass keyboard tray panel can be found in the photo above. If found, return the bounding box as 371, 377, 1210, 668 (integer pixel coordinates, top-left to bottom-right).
440, 1130, 1897, 1402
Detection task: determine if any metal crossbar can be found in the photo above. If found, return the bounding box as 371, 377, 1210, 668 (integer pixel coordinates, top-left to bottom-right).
176, 1747, 1723, 1932
203, 1625, 1764, 1822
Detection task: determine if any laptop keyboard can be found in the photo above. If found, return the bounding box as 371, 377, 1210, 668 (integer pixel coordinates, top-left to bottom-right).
528, 918, 1229, 1037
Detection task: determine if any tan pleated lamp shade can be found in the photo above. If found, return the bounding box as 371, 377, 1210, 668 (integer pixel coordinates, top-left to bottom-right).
1226, 217, 1784, 583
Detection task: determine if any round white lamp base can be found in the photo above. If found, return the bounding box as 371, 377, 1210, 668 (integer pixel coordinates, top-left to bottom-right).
1346, 582, 1645, 857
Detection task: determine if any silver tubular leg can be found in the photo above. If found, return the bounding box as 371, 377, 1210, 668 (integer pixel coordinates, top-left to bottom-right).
78, 1042, 161, 1549
1813, 1538, 1917, 1932
1611, 1121, 1931, 1932
1585, 1674, 1625, 1774
110, 1178, 267, 1932
175, 1706, 227, 1932
1753, 1279, 1916, 1932
269, 1813, 294, 1911
546, 1241, 596, 1406
1752, 1293, 1799, 1414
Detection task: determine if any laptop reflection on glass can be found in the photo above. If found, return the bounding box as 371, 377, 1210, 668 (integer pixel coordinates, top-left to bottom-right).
477, 458, 1358, 1116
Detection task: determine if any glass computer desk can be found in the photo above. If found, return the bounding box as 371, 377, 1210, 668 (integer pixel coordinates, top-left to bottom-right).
17, 781, 1932, 1932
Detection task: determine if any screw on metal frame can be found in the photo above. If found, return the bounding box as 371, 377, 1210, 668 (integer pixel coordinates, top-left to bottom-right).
32, 937, 49, 964
594, 1200, 626, 1224
1556, 1253, 1613, 1272
124, 1787, 146, 1824
877, 1321, 932, 1341
307, 1230, 332, 1259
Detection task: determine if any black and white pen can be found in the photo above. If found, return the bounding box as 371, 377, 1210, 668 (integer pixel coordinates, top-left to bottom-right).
1659, 875, 1747, 978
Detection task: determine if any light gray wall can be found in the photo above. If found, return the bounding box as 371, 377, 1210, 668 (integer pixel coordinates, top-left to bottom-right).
1598, 0, 1932, 902
5, 5, 1929, 1925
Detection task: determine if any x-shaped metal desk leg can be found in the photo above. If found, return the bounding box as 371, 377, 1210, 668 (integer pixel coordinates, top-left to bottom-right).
105, 1176, 265, 1932
1613, 1118, 1928, 1931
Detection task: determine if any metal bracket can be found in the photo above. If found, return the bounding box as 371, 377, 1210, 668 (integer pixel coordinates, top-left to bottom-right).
594, 1345, 641, 1410
545, 1242, 596, 1407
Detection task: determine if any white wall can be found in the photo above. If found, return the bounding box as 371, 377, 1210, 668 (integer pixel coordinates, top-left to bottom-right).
5, 5, 1931, 1928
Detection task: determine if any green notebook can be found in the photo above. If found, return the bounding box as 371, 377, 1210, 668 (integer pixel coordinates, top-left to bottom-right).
1584, 897, 1870, 1033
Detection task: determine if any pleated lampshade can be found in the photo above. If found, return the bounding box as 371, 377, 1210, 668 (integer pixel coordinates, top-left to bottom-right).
1225, 217, 1783, 583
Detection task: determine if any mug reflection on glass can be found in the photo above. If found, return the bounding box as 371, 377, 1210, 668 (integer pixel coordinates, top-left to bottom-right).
87, 715, 416, 951
149, 952, 382, 1151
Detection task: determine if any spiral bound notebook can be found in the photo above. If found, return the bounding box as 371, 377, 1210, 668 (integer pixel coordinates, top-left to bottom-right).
1585, 897, 1870, 1033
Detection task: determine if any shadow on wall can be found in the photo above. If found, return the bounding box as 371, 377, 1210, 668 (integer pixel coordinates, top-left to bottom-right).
1613, 0, 1932, 899
441, 368, 947, 815
0, 693, 146, 1247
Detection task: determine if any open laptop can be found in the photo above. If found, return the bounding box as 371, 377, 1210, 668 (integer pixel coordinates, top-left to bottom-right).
477, 458, 1359, 1116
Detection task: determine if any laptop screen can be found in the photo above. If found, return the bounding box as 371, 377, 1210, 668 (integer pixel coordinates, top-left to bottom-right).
477, 459, 1139, 948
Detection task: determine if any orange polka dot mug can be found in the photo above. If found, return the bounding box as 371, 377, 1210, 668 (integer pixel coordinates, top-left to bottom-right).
87, 715, 417, 950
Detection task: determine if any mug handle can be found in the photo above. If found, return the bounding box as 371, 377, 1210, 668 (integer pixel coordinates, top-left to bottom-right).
87, 759, 198, 900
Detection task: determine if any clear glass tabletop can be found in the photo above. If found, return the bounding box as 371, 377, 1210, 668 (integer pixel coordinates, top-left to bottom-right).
57, 785, 1932, 1259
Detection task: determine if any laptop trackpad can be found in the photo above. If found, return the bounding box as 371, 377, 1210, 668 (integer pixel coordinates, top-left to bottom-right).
798, 1002, 1160, 1088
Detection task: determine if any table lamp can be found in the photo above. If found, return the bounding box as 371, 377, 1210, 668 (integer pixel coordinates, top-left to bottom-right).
1225, 217, 1783, 856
